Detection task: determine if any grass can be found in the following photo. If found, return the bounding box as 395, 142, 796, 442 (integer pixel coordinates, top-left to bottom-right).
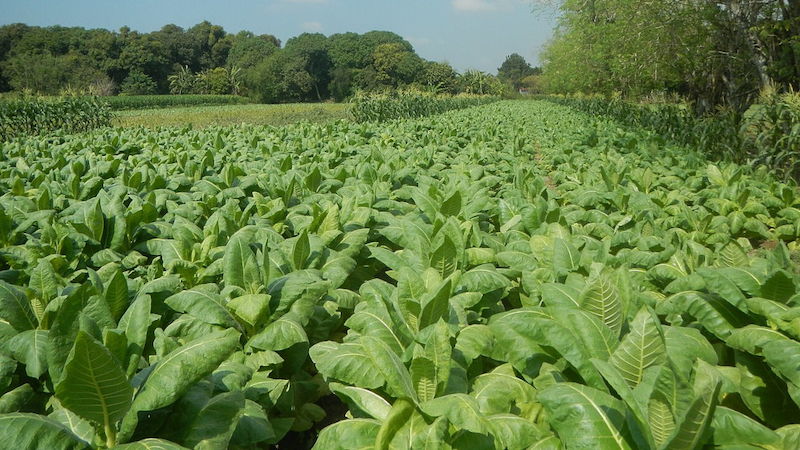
113, 102, 350, 128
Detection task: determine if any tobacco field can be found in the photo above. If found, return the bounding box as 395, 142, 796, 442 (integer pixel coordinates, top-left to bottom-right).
1, 100, 800, 449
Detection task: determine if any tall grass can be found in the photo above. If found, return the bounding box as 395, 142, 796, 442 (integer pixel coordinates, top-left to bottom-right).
0, 96, 112, 141
350, 90, 499, 123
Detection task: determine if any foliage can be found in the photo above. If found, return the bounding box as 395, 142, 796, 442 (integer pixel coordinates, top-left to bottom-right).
2, 100, 800, 449
547, 93, 800, 182
348, 90, 498, 122
0, 95, 112, 141
118, 71, 158, 96
497, 53, 539, 90
539, 0, 799, 110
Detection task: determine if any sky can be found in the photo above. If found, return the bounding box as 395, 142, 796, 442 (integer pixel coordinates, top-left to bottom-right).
0, 0, 558, 73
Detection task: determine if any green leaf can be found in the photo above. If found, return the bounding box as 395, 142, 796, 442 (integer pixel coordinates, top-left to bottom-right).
591, 359, 655, 450
410, 357, 437, 403
48, 408, 96, 446
538, 383, 635, 450
112, 438, 191, 449
55, 331, 132, 430
105, 269, 130, 322
8, 329, 49, 378
0, 280, 36, 331
656, 291, 748, 340
420, 394, 489, 435
183, 391, 245, 450
762, 339, 800, 389
223, 230, 263, 293
165, 288, 240, 330
0, 413, 91, 450
736, 351, 800, 427
488, 414, 549, 450
118, 328, 240, 443
418, 279, 452, 331
429, 235, 457, 279
310, 341, 385, 390
716, 241, 749, 268
329, 382, 392, 421
376, 397, 415, 450
362, 336, 418, 403
227, 294, 271, 328
648, 391, 675, 449
580, 274, 624, 337
292, 230, 310, 271
311, 419, 380, 450
760, 270, 796, 303
709, 406, 781, 446
440, 191, 462, 217
0, 384, 34, 413
609, 307, 667, 388
553, 238, 580, 277
541, 283, 581, 308
662, 361, 720, 450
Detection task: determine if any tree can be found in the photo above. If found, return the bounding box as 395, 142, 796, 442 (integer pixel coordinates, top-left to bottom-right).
497, 53, 536, 90
422, 61, 458, 94
227, 31, 279, 69
280, 33, 332, 101
372, 42, 424, 88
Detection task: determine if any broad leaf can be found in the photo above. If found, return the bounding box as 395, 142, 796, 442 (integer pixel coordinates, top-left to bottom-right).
538, 383, 635, 450
609, 307, 666, 388
0, 413, 90, 450
55, 331, 133, 429
118, 328, 240, 443
580, 275, 624, 337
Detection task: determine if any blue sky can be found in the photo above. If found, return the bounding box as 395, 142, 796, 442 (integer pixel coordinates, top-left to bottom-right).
0, 0, 557, 73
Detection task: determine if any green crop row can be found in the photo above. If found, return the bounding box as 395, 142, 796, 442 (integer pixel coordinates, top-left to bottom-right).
548, 92, 800, 182
349, 90, 499, 122
102, 94, 251, 110
0, 96, 112, 142
0, 101, 799, 449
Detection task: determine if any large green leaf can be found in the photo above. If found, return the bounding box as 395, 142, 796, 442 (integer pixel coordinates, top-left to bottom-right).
329, 382, 392, 421
609, 307, 667, 388
182, 391, 245, 450
662, 361, 720, 450
376, 397, 416, 450
0, 280, 36, 331
0, 413, 90, 450
223, 231, 262, 293
362, 336, 418, 403
55, 331, 133, 430
311, 341, 385, 389
709, 406, 781, 447
419, 394, 490, 435
429, 235, 457, 279
553, 238, 580, 278
538, 382, 635, 450
118, 328, 240, 443
311, 419, 381, 450
418, 279, 452, 332
580, 274, 624, 337
165, 288, 240, 330
8, 329, 49, 378
735, 351, 800, 427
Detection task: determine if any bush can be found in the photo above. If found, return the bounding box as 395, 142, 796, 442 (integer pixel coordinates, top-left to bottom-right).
119, 71, 158, 96
0, 96, 112, 141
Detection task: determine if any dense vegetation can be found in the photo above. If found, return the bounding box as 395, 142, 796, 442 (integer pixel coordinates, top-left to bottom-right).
539, 0, 799, 111
1, 100, 799, 449
0, 96, 112, 141
0, 22, 510, 102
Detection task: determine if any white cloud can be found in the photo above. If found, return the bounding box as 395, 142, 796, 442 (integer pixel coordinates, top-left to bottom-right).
452, 0, 512, 13
300, 21, 323, 32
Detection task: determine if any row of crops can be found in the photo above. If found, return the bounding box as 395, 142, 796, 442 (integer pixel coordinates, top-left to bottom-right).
1, 100, 799, 449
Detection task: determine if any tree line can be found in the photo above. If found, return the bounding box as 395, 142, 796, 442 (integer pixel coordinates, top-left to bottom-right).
0, 21, 539, 102
538, 0, 799, 111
